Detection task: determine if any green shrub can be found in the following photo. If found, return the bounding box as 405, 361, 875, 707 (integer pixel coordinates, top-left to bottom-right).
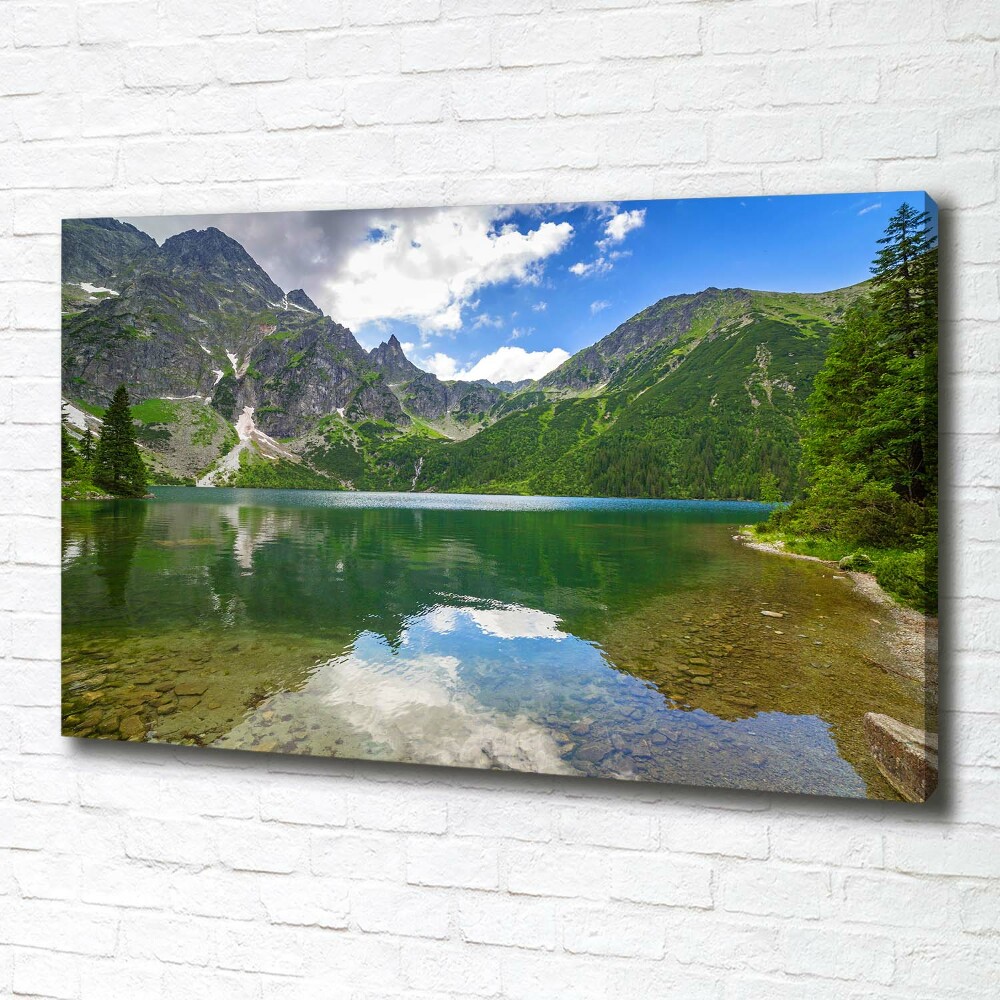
838, 551, 874, 572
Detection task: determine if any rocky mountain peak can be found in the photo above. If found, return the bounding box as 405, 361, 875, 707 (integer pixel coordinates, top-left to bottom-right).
159, 227, 285, 304
369, 334, 423, 382
61, 217, 158, 285
286, 288, 321, 313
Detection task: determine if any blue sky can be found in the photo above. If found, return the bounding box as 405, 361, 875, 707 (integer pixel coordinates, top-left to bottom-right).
125, 190, 929, 383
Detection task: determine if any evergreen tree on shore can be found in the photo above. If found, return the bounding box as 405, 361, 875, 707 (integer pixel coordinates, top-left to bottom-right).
768, 202, 937, 602
61, 421, 79, 478
93, 384, 148, 497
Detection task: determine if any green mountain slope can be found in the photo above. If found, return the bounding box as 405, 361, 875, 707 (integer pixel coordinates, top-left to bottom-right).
62, 217, 868, 499
353, 287, 865, 500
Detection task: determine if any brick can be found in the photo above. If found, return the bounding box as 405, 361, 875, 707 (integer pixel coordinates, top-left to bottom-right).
169, 868, 263, 920
345, 0, 440, 27
123, 43, 214, 88
13, 3, 74, 48
458, 892, 557, 950
600, 9, 702, 59
660, 810, 769, 859
395, 127, 494, 174
349, 788, 447, 834
78, 959, 164, 1000
215, 38, 305, 85
257, 0, 343, 33
714, 114, 823, 164
887, 829, 1000, 877
944, 1, 1000, 41
838, 872, 958, 929
310, 830, 407, 880
708, 2, 815, 54
552, 66, 656, 116
562, 903, 665, 959
611, 851, 714, 909
669, 916, 778, 971
351, 883, 451, 939
720, 864, 830, 919
307, 30, 400, 77
258, 874, 349, 928
505, 844, 612, 899
406, 836, 500, 889
401, 22, 491, 72
346, 77, 446, 126
770, 817, 884, 868
216, 922, 304, 976
451, 68, 548, 121
256, 80, 345, 131
495, 17, 601, 68
500, 951, 614, 1000
401, 941, 502, 997
125, 816, 219, 867
13, 948, 80, 999
0, 900, 118, 957
78, 1, 160, 45
217, 820, 309, 873
779, 926, 895, 984
825, 0, 945, 47
558, 804, 658, 850
119, 912, 215, 967
161, 0, 254, 37
449, 794, 553, 841
882, 52, 996, 104
9, 850, 81, 901
766, 56, 881, 105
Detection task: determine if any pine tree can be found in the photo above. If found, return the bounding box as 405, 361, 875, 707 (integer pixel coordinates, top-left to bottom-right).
870, 201, 938, 359
93, 384, 148, 498
61, 421, 79, 479
81, 427, 95, 464
770, 201, 938, 551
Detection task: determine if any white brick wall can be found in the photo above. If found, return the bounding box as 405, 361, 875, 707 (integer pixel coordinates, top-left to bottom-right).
1, 0, 997, 995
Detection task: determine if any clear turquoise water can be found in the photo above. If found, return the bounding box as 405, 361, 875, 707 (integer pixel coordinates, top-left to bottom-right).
62, 488, 924, 798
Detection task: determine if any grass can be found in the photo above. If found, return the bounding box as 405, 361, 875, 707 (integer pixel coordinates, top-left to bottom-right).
72, 398, 106, 419
131, 398, 179, 424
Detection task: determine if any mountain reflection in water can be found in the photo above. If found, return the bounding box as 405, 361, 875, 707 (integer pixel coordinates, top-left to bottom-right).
61, 488, 927, 799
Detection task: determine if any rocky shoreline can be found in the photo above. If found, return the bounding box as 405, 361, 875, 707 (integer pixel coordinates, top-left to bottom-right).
734, 529, 939, 802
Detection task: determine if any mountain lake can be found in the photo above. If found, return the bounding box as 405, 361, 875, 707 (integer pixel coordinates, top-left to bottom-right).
61, 488, 928, 799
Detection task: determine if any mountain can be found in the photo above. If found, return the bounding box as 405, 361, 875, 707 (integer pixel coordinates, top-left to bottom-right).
365, 335, 510, 438
61, 218, 867, 498
62, 224, 409, 444
368, 334, 423, 382
61, 217, 157, 286
359, 284, 866, 499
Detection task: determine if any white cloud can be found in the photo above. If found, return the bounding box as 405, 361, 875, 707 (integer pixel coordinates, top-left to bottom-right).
857, 201, 882, 216
421, 352, 462, 379
508, 326, 532, 341
463, 346, 569, 383
599, 208, 646, 248
325, 207, 574, 335
590, 299, 610, 314
400, 341, 416, 354
472, 313, 504, 330
572, 205, 648, 277
419, 346, 569, 384
569, 257, 612, 278
531, 301, 547, 312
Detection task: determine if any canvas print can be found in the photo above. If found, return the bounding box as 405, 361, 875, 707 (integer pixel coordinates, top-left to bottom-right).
61, 193, 938, 801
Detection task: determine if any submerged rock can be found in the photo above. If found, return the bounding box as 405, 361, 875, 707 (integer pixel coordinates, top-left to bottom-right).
119, 715, 146, 740
864, 712, 938, 803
